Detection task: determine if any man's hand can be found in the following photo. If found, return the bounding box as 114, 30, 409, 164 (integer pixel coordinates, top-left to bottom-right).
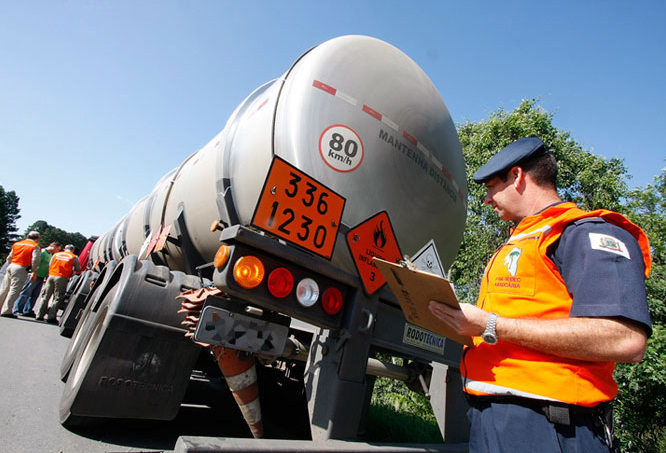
428, 301, 489, 337
30, 272, 37, 282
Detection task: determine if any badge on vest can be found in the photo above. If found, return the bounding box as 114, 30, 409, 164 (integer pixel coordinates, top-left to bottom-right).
589, 233, 630, 259
503, 247, 522, 276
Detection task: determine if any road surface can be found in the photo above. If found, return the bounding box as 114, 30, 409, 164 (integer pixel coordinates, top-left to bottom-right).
0, 315, 250, 453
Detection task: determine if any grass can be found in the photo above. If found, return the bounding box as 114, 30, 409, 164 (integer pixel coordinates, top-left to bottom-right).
364, 375, 443, 443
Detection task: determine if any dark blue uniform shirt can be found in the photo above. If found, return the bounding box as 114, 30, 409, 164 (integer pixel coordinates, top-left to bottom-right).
548, 216, 652, 336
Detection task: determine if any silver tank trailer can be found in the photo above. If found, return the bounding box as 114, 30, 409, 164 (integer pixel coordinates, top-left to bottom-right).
102, 35, 467, 275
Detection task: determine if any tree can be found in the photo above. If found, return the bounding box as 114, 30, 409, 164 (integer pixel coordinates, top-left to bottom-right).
24, 220, 88, 254
614, 167, 666, 452
452, 100, 664, 451
0, 185, 21, 262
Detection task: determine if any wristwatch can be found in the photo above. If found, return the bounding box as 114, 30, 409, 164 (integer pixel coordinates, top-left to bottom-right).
481, 313, 498, 345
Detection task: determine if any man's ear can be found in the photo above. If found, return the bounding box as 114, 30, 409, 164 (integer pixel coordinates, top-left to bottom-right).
511, 166, 527, 191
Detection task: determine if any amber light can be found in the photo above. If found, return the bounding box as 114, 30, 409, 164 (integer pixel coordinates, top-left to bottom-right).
267, 267, 294, 298
322, 287, 343, 315
233, 256, 265, 289
214, 245, 230, 269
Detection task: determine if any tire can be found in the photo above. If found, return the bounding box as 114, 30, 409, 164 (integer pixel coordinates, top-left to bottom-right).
60, 262, 117, 382
59, 270, 99, 338
59, 255, 201, 425
60, 300, 110, 427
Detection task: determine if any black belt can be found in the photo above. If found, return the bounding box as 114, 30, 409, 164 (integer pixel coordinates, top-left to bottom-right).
466, 394, 611, 426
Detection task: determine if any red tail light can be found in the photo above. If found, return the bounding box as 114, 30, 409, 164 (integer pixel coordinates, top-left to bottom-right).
267, 267, 294, 298
321, 287, 343, 315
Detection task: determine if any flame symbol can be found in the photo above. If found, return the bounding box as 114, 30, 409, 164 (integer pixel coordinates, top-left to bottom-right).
373, 221, 387, 249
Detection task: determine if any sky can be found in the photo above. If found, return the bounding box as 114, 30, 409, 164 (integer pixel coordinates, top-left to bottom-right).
1, 1, 665, 239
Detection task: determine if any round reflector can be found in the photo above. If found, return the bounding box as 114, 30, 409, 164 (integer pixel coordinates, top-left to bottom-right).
322, 287, 343, 315
233, 256, 265, 289
213, 245, 230, 269
267, 267, 294, 298
296, 278, 319, 307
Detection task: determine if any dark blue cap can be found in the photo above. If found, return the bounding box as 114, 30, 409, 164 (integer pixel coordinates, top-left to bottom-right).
473, 137, 547, 183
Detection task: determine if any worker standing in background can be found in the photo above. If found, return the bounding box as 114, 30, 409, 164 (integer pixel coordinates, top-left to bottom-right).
35, 244, 80, 324
0, 231, 41, 318
13, 242, 61, 317
429, 137, 652, 452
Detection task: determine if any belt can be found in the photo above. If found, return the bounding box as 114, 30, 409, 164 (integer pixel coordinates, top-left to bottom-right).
466, 394, 611, 426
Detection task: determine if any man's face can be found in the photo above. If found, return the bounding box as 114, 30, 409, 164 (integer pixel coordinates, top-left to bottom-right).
484, 174, 519, 222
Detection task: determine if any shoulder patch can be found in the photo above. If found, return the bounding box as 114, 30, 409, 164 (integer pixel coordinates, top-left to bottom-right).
588, 232, 630, 259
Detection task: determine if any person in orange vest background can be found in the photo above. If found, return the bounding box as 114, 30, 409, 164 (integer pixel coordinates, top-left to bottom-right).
35, 244, 80, 324
428, 137, 651, 453
0, 231, 41, 318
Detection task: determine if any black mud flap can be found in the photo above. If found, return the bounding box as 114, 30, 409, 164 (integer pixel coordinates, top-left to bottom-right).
60, 255, 202, 424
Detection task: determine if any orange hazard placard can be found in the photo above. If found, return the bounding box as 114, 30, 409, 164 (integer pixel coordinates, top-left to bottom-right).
252, 156, 346, 259
346, 211, 402, 294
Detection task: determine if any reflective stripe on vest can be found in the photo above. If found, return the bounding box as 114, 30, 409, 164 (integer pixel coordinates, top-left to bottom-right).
11, 239, 39, 267
49, 251, 76, 278
463, 202, 651, 407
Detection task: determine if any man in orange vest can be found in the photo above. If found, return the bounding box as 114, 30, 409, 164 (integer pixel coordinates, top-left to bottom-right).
429, 137, 651, 452
35, 244, 80, 324
0, 231, 41, 318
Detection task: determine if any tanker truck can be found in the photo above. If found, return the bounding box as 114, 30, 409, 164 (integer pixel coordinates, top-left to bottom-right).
59, 35, 470, 448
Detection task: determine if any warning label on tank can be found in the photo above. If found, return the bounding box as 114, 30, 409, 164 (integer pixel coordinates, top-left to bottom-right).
319, 124, 364, 172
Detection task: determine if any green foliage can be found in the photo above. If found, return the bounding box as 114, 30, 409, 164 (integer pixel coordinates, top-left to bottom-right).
24, 220, 88, 254
0, 185, 21, 262
624, 165, 666, 325
612, 167, 666, 452
614, 325, 666, 452
368, 358, 442, 443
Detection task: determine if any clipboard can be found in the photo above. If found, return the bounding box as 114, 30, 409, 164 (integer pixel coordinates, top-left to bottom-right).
373, 257, 473, 346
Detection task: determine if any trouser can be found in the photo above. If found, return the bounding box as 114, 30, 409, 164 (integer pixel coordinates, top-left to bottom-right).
35, 276, 69, 320
467, 397, 613, 453
0, 264, 29, 315
13, 276, 45, 314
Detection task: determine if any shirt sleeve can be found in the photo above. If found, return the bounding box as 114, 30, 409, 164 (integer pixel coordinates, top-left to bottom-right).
31, 246, 41, 270
549, 217, 652, 336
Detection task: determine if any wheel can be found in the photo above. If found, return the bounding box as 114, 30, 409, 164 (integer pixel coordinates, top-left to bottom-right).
60, 262, 116, 381
59, 270, 98, 338
60, 300, 110, 426
60, 271, 119, 382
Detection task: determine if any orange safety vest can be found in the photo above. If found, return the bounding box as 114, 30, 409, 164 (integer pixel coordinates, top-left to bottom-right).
49, 251, 77, 278
464, 202, 651, 407
11, 239, 39, 267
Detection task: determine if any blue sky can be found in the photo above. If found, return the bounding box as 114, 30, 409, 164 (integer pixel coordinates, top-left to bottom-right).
1, 1, 665, 238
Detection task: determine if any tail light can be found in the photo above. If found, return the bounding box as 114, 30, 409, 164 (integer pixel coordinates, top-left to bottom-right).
296, 278, 319, 307
267, 267, 293, 298
233, 256, 265, 289
213, 243, 348, 328
321, 287, 343, 315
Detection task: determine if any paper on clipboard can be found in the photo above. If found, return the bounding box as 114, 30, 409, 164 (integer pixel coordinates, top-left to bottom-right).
373, 257, 473, 346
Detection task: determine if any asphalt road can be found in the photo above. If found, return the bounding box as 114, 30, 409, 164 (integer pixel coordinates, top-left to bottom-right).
0, 315, 251, 453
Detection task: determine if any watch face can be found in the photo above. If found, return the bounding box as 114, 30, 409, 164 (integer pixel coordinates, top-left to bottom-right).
482, 332, 498, 345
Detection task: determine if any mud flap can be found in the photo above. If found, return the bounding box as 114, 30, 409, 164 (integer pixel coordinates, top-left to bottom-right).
60, 255, 201, 424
